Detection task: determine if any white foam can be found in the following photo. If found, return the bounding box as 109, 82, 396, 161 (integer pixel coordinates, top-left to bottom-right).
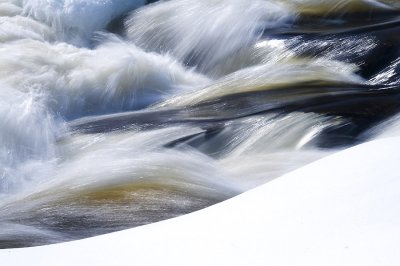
126, 0, 293, 74
0, 84, 58, 194
22, 0, 146, 45
0, 15, 55, 42
0, 2, 22, 16
0, 38, 209, 119
0, 36, 209, 194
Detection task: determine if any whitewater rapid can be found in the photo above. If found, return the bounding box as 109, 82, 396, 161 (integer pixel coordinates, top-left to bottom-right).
0, 0, 400, 247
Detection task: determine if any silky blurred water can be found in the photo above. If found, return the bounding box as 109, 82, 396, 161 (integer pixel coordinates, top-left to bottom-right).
0, 0, 399, 247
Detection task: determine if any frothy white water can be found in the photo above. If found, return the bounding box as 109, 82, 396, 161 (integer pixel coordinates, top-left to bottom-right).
0, 29, 209, 197
0, 38, 209, 119
0, 1, 21, 16
126, 0, 293, 74
0, 84, 59, 194
22, 0, 146, 45
0, 15, 55, 42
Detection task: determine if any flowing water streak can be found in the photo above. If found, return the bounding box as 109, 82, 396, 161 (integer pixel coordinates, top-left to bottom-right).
0, 0, 400, 248
126, 0, 294, 75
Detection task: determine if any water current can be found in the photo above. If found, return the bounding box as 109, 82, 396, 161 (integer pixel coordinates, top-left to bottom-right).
1, 0, 400, 247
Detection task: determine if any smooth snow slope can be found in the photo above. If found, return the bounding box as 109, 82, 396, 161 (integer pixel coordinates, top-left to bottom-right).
1, 137, 400, 266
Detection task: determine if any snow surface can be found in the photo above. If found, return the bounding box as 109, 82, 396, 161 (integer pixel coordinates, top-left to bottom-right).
1, 137, 400, 265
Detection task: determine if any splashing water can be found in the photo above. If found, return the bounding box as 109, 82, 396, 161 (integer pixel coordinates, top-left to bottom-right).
0, 0, 400, 248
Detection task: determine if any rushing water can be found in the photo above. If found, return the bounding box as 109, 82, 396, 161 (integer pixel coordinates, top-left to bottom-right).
0, 0, 400, 248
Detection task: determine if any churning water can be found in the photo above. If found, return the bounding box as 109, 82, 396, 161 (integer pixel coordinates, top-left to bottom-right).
1, 0, 400, 248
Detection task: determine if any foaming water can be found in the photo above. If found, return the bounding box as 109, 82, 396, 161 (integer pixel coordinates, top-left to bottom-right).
0, 38, 209, 119
126, 0, 294, 74
0, 84, 59, 194
0, 0, 400, 247
22, 0, 146, 45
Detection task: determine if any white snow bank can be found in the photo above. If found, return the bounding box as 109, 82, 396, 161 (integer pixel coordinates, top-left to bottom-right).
1, 137, 400, 265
